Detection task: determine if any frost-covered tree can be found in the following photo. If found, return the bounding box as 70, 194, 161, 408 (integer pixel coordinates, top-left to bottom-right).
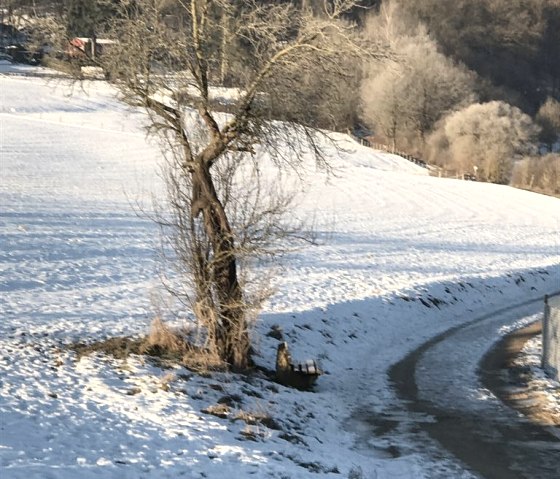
511, 154, 560, 195
438, 101, 539, 184
361, 24, 476, 150
399, 36, 476, 144
362, 0, 416, 49
536, 97, 560, 151
360, 66, 406, 150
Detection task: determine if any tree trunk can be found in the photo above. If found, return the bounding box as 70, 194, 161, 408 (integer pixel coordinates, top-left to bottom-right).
191, 162, 250, 369
219, 8, 229, 86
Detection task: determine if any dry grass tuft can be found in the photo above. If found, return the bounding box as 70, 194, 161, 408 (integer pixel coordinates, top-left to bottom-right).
202, 403, 231, 419
159, 372, 176, 392
142, 318, 226, 371
148, 318, 186, 352
140, 317, 189, 357
182, 348, 225, 373
233, 405, 281, 430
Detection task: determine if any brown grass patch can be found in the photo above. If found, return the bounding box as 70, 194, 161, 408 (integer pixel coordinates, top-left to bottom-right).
71, 318, 226, 372
72, 336, 144, 360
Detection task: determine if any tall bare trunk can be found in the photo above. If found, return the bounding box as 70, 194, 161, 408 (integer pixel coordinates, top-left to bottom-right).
191, 163, 249, 369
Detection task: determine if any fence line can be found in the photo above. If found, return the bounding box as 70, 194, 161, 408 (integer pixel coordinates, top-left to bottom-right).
347, 132, 428, 170
542, 293, 560, 381
347, 132, 485, 181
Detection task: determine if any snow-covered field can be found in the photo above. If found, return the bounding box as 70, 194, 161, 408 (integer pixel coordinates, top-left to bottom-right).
1, 64, 559, 478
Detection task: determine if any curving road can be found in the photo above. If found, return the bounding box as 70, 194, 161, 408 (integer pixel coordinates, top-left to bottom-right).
390, 295, 560, 479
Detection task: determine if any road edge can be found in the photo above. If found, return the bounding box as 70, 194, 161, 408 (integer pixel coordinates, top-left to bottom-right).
480, 320, 560, 428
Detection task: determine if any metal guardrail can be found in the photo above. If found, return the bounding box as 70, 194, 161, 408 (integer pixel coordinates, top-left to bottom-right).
542, 292, 560, 381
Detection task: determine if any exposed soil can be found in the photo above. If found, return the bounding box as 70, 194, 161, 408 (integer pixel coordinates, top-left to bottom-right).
71, 336, 145, 360
480, 321, 559, 427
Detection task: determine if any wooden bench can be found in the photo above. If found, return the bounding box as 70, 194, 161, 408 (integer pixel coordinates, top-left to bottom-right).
275, 342, 322, 390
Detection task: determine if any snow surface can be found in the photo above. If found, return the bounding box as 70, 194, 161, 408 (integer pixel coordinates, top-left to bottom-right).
1, 65, 560, 478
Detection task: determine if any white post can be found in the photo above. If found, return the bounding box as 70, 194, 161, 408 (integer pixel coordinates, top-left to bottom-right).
542, 295, 550, 370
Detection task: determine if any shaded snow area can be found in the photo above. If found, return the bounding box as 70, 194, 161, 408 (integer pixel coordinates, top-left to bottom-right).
1, 66, 560, 479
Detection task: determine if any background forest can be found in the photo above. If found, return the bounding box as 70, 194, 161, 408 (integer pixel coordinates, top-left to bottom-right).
2, 0, 559, 195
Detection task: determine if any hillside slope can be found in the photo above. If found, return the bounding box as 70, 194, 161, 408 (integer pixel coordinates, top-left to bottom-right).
1, 66, 559, 478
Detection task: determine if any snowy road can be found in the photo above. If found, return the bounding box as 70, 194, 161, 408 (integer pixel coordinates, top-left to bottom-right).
390, 295, 560, 479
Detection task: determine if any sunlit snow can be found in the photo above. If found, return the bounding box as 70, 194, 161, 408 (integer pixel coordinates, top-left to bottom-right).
1, 64, 559, 478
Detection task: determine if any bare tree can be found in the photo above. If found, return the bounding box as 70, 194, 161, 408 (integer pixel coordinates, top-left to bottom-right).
82, 0, 378, 369
1, 0, 65, 47
538, 154, 560, 194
